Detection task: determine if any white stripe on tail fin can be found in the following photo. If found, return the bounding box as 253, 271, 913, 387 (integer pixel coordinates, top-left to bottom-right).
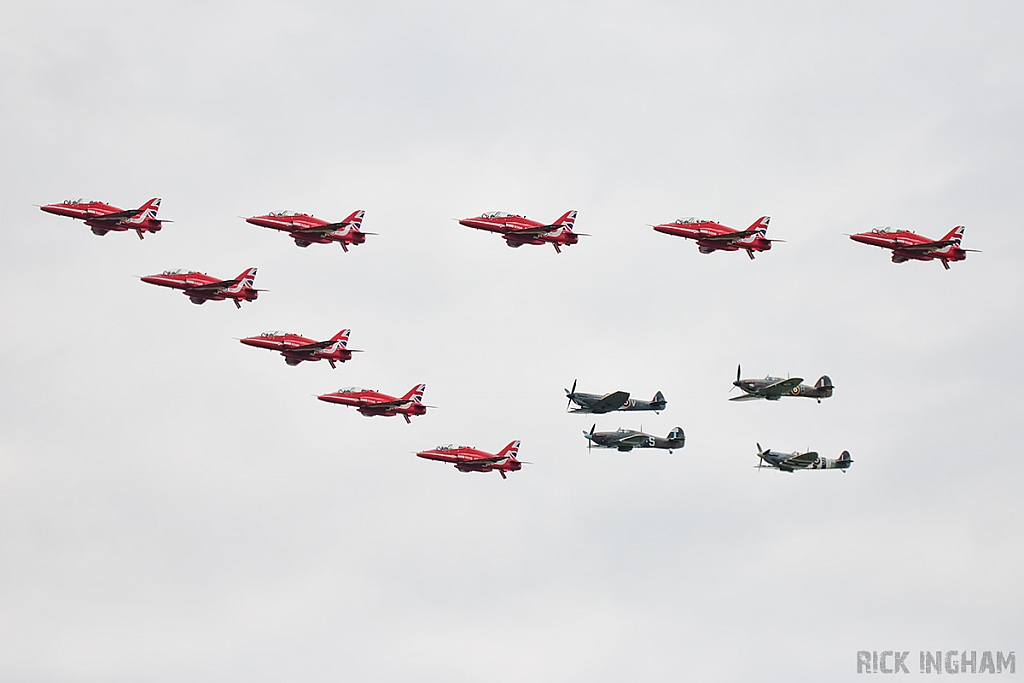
554, 210, 577, 228
746, 215, 770, 236
497, 440, 521, 459
330, 329, 350, 347
401, 383, 426, 404
223, 267, 257, 293
344, 210, 365, 228
127, 197, 161, 225
941, 225, 965, 245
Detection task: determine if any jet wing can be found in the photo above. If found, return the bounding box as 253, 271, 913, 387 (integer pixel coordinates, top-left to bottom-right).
896, 239, 958, 252
88, 209, 142, 222
465, 455, 506, 465
293, 221, 353, 235
588, 391, 630, 413
698, 229, 759, 242
185, 279, 240, 293
289, 340, 337, 352
508, 225, 559, 237
762, 377, 804, 394
364, 399, 412, 409
783, 451, 818, 469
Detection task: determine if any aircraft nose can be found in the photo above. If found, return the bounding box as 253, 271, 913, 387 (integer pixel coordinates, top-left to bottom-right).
140, 275, 160, 285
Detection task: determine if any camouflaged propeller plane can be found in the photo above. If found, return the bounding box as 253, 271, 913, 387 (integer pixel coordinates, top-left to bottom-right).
755, 443, 852, 472
583, 425, 685, 453
730, 365, 834, 403
564, 380, 667, 414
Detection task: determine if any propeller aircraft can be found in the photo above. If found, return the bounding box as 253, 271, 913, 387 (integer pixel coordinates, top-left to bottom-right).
755, 443, 852, 472
848, 225, 978, 269
564, 380, 667, 414
240, 328, 361, 368
140, 267, 261, 308
652, 215, 778, 259
458, 210, 585, 253
730, 365, 834, 403
40, 197, 167, 239
583, 425, 685, 453
245, 209, 373, 251
416, 440, 525, 479
317, 384, 429, 423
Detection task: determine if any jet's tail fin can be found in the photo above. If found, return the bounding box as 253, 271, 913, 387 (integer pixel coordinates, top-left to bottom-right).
401, 383, 426, 404
814, 375, 834, 397
343, 210, 365, 229
667, 427, 685, 443
127, 197, 161, 224
652, 390, 666, 407
746, 215, 770, 236
554, 210, 577, 229
330, 329, 351, 348
222, 267, 258, 294
838, 450, 853, 467
941, 225, 965, 245
497, 440, 521, 460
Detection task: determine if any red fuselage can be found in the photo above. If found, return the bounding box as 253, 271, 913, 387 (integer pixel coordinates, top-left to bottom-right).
653, 216, 773, 258
848, 227, 970, 268
459, 211, 581, 253
240, 329, 356, 368
317, 384, 428, 423
416, 441, 523, 478
40, 198, 165, 238
246, 210, 368, 251
140, 268, 259, 307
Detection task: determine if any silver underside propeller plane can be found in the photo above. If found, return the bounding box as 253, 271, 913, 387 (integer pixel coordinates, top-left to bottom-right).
755, 443, 852, 472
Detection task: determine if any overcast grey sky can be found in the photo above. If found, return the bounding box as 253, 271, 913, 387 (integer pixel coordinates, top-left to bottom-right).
2, 1, 1023, 681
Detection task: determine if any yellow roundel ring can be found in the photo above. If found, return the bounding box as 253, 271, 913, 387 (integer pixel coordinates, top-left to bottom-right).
791, 386, 801, 395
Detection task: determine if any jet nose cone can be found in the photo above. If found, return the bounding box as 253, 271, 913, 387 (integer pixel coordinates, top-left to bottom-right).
239, 338, 259, 347
140, 275, 160, 285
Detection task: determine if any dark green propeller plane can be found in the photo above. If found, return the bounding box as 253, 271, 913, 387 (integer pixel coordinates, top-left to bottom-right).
730, 365, 834, 403
583, 425, 685, 453
565, 380, 667, 414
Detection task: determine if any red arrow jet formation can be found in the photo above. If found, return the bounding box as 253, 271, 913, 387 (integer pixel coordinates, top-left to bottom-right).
653, 216, 776, 259
245, 210, 372, 250
141, 267, 260, 308
240, 329, 359, 368
416, 441, 524, 478
848, 226, 977, 269
459, 210, 584, 253
40, 197, 166, 239
318, 384, 428, 423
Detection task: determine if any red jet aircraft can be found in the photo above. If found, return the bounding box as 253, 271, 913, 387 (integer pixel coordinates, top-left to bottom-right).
40, 197, 166, 239
653, 216, 776, 259
240, 329, 360, 368
848, 226, 977, 269
416, 440, 524, 479
317, 384, 428, 423
141, 267, 261, 308
459, 210, 584, 253
245, 210, 372, 251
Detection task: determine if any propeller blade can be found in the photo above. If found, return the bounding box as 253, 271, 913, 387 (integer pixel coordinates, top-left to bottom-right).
566, 378, 577, 411
737, 364, 741, 383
